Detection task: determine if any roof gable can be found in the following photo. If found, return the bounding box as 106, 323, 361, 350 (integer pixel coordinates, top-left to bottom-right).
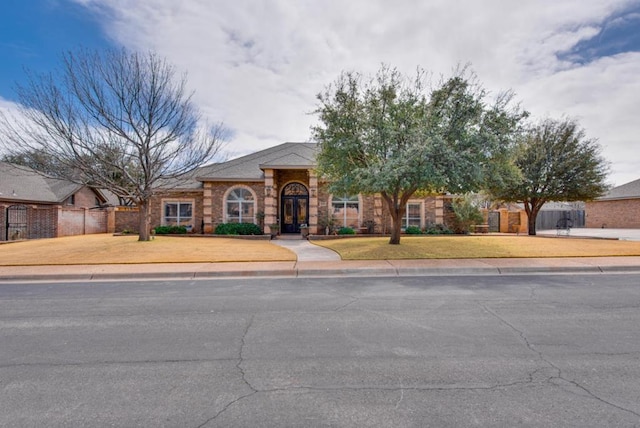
197, 142, 318, 181
0, 162, 83, 204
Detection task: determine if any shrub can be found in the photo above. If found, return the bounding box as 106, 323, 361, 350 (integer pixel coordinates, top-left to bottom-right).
405, 226, 422, 235
214, 223, 263, 235
337, 227, 355, 235
154, 225, 188, 235
424, 224, 454, 235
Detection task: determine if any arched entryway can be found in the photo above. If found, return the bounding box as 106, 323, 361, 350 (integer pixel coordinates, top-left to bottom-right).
281, 182, 309, 234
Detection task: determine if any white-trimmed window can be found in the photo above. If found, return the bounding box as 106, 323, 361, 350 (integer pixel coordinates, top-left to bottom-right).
225, 187, 256, 223
164, 201, 193, 226
402, 202, 422, 229
331, 195, 360, 228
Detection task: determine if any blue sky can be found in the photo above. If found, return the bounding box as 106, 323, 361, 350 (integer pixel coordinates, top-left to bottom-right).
1, 0, 639, 186
0, 0, 114, 96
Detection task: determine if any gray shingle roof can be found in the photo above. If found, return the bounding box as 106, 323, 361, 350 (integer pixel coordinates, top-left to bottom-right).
0, 162, 82, 204
196, 142, 318, 181
598, 178, 640, 200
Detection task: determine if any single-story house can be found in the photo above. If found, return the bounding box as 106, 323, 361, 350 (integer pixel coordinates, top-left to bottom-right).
150, 142, 524, 235
0, 162, 112, 241
586, 178, 640, 229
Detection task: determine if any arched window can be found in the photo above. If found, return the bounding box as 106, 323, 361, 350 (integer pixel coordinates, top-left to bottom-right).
331, 195, 360, 228
283, 182, 308, 196
225, 187, 256, 223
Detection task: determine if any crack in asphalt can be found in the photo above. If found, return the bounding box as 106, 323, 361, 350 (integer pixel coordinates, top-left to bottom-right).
237, 314, 257, 392
333, 298, 358, 312
480, 303, 640, 419
197, 314, 257, 427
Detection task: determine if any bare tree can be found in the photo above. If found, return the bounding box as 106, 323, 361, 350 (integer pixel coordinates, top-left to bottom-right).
0, 48, 226, 241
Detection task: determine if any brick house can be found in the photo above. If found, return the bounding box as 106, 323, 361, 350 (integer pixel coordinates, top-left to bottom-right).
0, 162, 112, 241
150, 142, 459, 235
586, 178, 640, 229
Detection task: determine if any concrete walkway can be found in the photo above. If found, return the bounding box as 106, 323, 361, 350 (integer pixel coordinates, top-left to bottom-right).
271, 239, 341, 261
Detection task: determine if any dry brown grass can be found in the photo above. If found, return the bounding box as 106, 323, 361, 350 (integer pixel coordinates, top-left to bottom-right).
0, 234, 296, 266
3, 234, 640, 266
312, 235, 640, 260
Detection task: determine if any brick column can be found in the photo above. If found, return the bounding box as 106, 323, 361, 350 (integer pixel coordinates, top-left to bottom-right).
203, 182, 213, 233
264, 169, 277, 233
435, 196, 444, 225
374, 194, 384, 233
308, 170, 318, 234
499, 208, 509, 233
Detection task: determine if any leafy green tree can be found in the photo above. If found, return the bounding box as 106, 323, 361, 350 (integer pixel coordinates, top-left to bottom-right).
489, 118, 609, 235
0, 48, 225, 241
312, 65, 525, 244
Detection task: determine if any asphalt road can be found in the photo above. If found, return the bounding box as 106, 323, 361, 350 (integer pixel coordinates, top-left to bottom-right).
1, 274, 640, 427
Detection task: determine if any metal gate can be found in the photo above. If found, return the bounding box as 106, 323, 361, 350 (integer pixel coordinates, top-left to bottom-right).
488, 211, 500, 232
6, 205, 28, 240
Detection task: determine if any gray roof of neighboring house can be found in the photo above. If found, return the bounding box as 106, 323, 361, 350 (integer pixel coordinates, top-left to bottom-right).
598, 178, 640, 201
0, 162, 83, 204
196, 142, 318, 181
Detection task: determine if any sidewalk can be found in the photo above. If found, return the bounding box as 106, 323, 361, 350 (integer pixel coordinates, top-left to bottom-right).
2, 256, 640, 282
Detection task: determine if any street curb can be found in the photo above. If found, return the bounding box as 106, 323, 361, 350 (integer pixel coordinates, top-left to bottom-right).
2, 265, 640, 282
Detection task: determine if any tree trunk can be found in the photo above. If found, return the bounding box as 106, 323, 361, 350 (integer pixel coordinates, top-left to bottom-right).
138, 199, 151, 241
389, 216, 402, 245
526, 201, 542, 236
527, 212, 537, 236
382, 191, 411, 245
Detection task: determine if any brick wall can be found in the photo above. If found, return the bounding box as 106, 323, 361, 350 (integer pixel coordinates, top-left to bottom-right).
150, 190, 204, 232
0, 204, 6, 241
207, 182, 265, 231
58, 208, 108, 236
586, 199, 640, 229
1, 203, 58, 240
72, 187, 101, 208
28, 205, 58, 239
114, 207, 140, 233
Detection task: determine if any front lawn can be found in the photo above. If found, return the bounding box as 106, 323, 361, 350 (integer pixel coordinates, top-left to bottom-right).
312, 235, 640, 260
0, 234, 296, 265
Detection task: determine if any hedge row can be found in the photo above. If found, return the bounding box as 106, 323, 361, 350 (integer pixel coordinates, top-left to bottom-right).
214, 223, 263, 235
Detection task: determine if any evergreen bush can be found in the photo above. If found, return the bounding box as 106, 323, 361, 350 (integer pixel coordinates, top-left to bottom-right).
154, 225, 188, 235
337, 227, 356, 235
405, 226, 422, 235
214, 223, 263, 235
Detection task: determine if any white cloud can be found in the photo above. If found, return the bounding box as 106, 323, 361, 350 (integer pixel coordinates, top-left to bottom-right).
75, 0, 639, 185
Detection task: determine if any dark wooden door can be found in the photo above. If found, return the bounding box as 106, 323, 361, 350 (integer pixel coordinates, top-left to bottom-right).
281, 183, 309, 234
282, 196, 308, 233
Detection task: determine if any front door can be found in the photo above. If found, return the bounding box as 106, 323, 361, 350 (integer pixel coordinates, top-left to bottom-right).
281, 183, 309, 234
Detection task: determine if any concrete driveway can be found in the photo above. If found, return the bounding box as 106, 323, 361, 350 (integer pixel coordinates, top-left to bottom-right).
538, 228, 640, 241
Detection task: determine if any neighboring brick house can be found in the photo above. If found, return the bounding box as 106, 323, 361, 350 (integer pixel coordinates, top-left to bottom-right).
0, 162, 111, 241
149, 142, 457, 235
586, 178, 640, 229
